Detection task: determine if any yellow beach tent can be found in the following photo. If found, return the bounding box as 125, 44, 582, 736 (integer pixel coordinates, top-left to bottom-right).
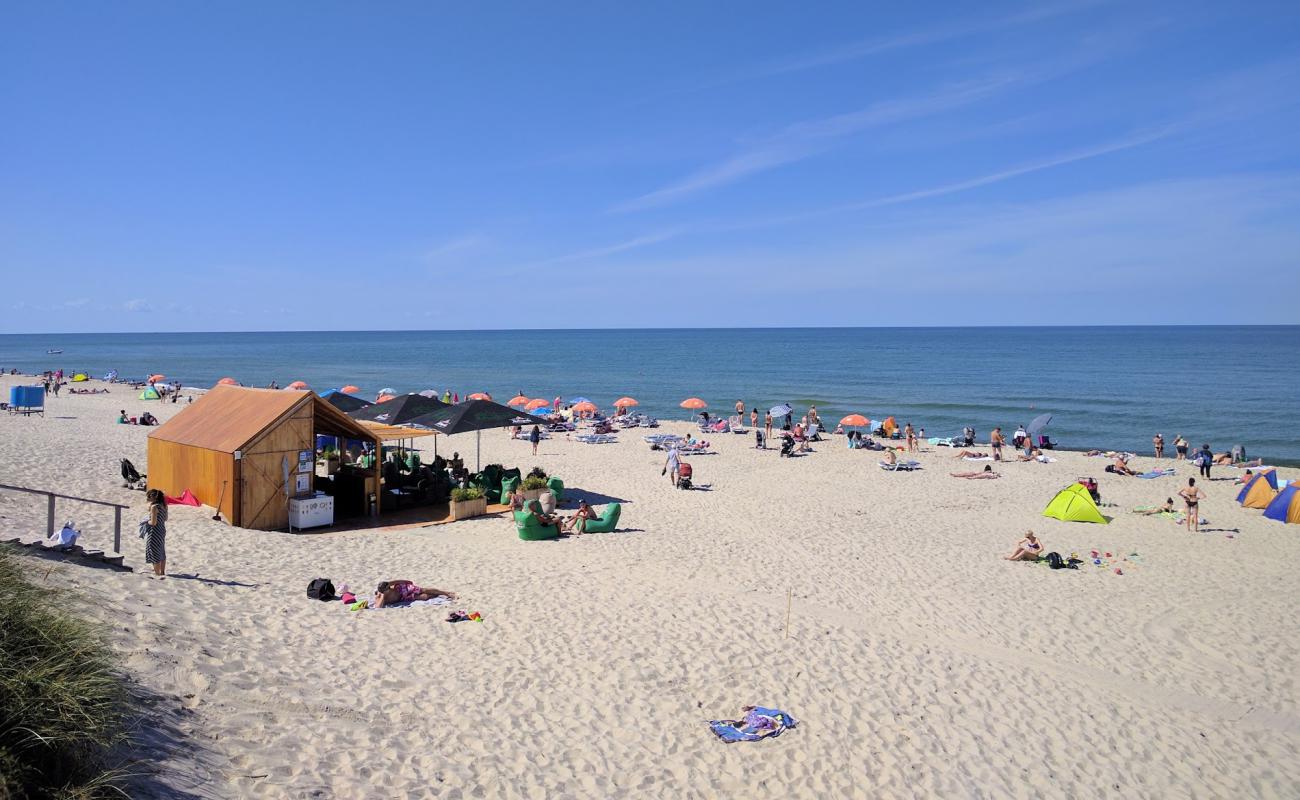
1237, 469, 1278, 509
1043, 483, 1108, 524
71, 373, 88, 382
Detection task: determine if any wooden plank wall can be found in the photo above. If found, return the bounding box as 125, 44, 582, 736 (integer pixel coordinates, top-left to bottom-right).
146, 438, 236, 522
239, 405, 314, 530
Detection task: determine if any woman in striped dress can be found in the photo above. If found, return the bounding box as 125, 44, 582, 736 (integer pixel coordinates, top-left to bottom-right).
142, 489, 168, 577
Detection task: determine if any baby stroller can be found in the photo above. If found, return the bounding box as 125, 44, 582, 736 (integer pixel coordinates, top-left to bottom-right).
676, 461, 693, 490
121, 458, 147, 490
779, 435, 796, 458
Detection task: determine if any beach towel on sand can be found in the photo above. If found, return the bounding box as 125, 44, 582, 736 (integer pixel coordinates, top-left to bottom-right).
709, 706, 798, 742
166, 489, 201, 506
1138, 468, 1176, 479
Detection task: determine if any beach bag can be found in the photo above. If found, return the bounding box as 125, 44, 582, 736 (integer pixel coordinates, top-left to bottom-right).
306, 578, 336, 601
1045, 552, 1065, 570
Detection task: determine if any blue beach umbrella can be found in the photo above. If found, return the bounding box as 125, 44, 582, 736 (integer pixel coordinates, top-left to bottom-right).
568, 396, 592, 405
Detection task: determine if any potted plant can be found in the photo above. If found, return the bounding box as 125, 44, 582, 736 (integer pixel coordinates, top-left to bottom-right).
317, 446, 340, 475
449, 485, 487, 520
521, 474, 549, 501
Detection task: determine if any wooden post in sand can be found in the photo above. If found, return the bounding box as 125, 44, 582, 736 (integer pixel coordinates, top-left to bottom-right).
784, 589, 792, 639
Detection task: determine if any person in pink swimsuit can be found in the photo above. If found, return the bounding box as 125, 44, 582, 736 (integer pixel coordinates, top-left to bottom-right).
373, 580, 457, 608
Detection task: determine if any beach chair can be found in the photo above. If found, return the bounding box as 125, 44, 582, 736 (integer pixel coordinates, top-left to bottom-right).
576, 434, 617, 444
879, 460, 921, 471
514, 509, 560, 541
546, 476, 564, 502
581, 503, 621, 533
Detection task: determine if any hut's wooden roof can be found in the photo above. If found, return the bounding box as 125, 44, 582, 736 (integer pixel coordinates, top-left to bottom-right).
149, 386, 377, 453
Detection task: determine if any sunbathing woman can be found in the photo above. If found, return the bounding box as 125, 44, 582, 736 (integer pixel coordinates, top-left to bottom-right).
951, 465, 1000, 479
1135, 498, 1176, 515
953, 450, 989, 459
373, 580, 457, 608
1004, 531, 1043, 561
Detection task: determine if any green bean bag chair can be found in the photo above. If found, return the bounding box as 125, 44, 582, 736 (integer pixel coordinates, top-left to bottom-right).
501, 476, 520, 502
546, 476, 564, 502
514, 509, 560, 541
582, 503, 621, 533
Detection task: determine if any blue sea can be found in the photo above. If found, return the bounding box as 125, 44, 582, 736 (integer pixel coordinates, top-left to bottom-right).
2, 327, 1297, 464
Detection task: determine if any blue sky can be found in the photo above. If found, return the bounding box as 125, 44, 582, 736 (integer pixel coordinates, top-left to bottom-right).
2, 1, 1299, 331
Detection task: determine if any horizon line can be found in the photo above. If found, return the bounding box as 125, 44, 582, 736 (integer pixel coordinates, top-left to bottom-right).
3, 323, 1298, 337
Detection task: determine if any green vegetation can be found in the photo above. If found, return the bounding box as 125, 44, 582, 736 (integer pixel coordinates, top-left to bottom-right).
0, 547, 128, 800
450, 485, 484, 502
521, 475, 549, 491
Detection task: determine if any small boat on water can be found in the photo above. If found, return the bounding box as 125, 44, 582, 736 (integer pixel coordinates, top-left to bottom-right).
46, 349, 63, 354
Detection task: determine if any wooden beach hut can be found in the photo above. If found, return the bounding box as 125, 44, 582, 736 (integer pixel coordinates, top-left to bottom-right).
146, 386, 382, 530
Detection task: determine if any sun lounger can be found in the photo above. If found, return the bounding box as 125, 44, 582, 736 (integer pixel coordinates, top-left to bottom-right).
1138, 468, 1177, 479
576, 434, 617, 444
879, 460, 921, 471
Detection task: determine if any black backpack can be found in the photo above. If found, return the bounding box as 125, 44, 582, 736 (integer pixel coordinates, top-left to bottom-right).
1045, 552, 1065, 569
306, 578, 336, 601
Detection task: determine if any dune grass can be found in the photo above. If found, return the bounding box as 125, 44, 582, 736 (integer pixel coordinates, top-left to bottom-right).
0, 546, 128, 799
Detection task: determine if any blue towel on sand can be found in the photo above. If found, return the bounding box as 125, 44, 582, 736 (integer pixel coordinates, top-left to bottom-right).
1139, 468, 1176, 479
709, 706, 799, 742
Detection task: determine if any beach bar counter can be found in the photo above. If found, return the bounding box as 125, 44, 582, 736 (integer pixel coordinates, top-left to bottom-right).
146, 386, 382, 530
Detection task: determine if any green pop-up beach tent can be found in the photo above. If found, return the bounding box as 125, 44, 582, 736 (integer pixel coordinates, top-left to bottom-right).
1043, 483, 1107, 524
139, 386, 161, 400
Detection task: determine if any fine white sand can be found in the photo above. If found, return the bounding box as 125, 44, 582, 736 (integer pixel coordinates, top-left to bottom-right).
2, 375, 1298, 799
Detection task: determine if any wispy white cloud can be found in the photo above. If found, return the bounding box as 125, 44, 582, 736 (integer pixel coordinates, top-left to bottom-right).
524, 230, 683, 268
123, 298, 152, 312
423, 234, 487, 261
614, 75, 1019, 212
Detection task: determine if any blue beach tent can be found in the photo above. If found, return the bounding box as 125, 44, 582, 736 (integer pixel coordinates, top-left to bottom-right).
1263, 484, 1300, 525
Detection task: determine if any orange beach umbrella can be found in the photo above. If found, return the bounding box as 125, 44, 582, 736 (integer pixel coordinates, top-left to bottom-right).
468, 392, 491, 401
614, 396, 639, 408
507, 394, 531, 407
376, 393, 396, 403
840, 414, 871, 427
680, 397, 707, 409
216, 377, 239, 386
286, 380, 310, 390
148, 374, 165, 383
340, 384, 361, 395
572, 401, 598, 414
525, 398, 551, 411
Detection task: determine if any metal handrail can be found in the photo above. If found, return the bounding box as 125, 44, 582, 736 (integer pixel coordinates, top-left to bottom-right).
0, 483, 131, 554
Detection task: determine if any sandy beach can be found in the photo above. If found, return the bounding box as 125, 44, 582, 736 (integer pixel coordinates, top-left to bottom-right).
2, 374, 1298, 799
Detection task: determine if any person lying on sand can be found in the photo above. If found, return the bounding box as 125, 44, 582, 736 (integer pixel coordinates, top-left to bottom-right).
1004, 531, 1043, 561
1135, 498, 1176, 515
373, 581, 457, 608
953, 450, 989, 459
952, 466, 1000, 479
1016, 447, 1044, 462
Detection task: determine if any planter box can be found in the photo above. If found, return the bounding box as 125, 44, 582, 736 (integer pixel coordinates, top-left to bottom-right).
522, 488, 544, 502
450, 496, 487, 521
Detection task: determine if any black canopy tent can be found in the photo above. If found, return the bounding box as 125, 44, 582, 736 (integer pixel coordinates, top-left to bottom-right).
407, 399, 551, 471
323, 391, 373, 414
348, 393, 450, 425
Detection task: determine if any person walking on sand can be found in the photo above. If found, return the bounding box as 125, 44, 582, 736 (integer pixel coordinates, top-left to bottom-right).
1153, 433, 1165, 459
991, 427, 1006, 461
750, 407, 758, 428
663, 443, 681, 485
764, 410, 773, 440
1174, 434, 1188, 460
1179, 478, 1206, 532
735, 399, 745, 422
1196, 443, 1213, 479
529, 424, 541, 456
904, 422, 916, 452
141, 489, 168, 578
